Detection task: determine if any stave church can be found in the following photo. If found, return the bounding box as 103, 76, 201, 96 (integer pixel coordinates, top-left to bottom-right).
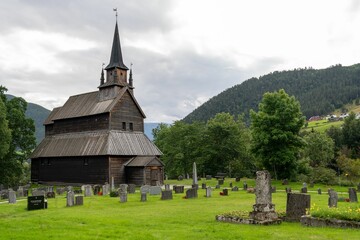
30, 20, 164, 186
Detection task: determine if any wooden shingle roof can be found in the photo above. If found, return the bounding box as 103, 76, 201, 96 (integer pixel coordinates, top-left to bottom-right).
31, 130, 162, 158
124, 156, 164, 167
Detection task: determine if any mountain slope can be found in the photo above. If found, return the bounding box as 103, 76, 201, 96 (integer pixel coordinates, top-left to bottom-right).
183, 64, 360, 123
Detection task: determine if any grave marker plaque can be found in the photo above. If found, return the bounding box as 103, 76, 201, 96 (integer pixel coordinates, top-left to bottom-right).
28, 196, 47, 210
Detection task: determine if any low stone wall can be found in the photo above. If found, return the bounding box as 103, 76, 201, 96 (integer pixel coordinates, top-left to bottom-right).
301, 215, 360, 229
216, 215, 282, 225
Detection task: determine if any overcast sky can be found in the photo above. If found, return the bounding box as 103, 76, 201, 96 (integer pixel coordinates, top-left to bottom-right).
1, 0, 360, 122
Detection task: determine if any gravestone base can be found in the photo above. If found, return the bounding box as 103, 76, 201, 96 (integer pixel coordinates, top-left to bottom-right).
249, 204, 278, 222
216, 215, 282, 225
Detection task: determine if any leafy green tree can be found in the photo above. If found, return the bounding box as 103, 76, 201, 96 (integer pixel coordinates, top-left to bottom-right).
202, 113, 252, 176
302, 131, 334, 168
0, 97, 11, 160
0, 86, 36, 186
250, 89, 305, 179
342, 112, 360, 158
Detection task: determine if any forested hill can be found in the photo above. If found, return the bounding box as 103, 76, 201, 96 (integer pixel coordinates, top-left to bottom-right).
183, 64, 360, 123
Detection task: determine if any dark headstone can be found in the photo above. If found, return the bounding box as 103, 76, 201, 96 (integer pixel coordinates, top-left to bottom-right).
229, 182, 233, 188
178, 175, 183, 181
231, 186, 239, 191
282, 179, 289, 185
186, 188, 198, 199
301, 187, 307, 193
348, 188, 358, 202
243, 182, 248, 190
201, 183, 206, 189
222, 188, 229, 196
141, 192, 147, 202
28, 196, 47, 210
235, 177, 240, 182
173, 185, 184, 194
128, 184, 136, 194
328, 189, 338, 207
317, 188, 322, 195
93, 185, 101, 195
1, 190, 9, 200
218, 179, 224, 185
286, 193, 311, 221
56, 187, 65, 195
206, 175, 212, 180
75, 196, 83, 206
285, 187, 292, 193
215, 185, 220, 189
46, 192, 55, 198
161, 190, 173, 200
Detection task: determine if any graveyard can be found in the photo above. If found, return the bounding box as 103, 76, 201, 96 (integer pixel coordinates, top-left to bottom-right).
1, 177, 360, 239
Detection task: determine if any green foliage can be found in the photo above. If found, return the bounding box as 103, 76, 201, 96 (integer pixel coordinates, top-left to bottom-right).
337, 154, 360, 184
250, 89, 305, 179
310, 167, 337, 185
342, 112, 360, 157
0, 95, 11, 159
184, 64, 360, 124
302, 131, 334, 168
310, 203, 360, 221
0, 86, 36, 186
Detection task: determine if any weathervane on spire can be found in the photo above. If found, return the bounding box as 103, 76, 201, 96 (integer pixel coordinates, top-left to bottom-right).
113, 8, 118, 21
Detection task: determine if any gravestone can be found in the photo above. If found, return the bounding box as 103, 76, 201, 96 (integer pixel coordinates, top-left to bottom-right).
249, 171, 280, 223
46, 186, 54, 193
206, 186, 212, 197
8, 190, 16, 204
128, 184, 136, 194
348, 188, 358, 202
165, 184, 170, 191
102, 185, 109, 196
328, 189, 338, 207
229, 182, 233, 188
178, 175, 183, 181
17, 186, 24, 198
271, 186, 276, 193
141, 193, 147, 202
149, 186, 162, 195
243, 182, 248, 190
56, 187, 65, 195
32, 190, 45, 197
66, 191, 75, 207
65, 186, 73, 192
235, 177, 240, 182
231, 186, 239, 191
285, 187, 291, 193
27, 196, 47, 210
218, 179, 224, 185
215, 185, 220, 189
222, 189, 229, 196
84, 185, 92, 197
173, 185, 184, 194
93, 185, 101, 195
301, 187, 307, 193
206, 175, 212, 180
186, 188, 198, 199
302, 182, 307, 188
201, 183, 206, 189
192, 162, 198, 186
119, 184, 128, 193
161, 190, 173, 200
46, 192, 56, 198
75, 196, 83, 206
282, 179, 289, 185
140, 185, 151, 194
286, 193, 311, 221
111, 177, 115, 191
317, 188, 322, 195
119, 185, 128, 203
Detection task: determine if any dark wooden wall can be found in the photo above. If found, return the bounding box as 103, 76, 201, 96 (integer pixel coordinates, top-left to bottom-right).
110, 91, 144, 132
126, 167, 145, 186
109, 156, 131, 185
31, 156, 109, 184
47, 113, 109, 136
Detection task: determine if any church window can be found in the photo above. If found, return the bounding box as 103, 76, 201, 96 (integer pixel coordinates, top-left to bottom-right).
122, 122, 126, 130
129, 122, 133, 131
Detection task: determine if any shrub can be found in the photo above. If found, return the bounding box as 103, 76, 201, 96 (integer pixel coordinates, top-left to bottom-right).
310, 167, 337, 185
310, 203, 360, 221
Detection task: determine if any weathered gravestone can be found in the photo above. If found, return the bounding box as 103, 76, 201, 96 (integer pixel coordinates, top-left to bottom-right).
232, 186, 239, 191
282, 179, 289, 185
32, 190, 45, 197
328, 189, 338, 207
119, 184, 128, 203
165, 184, 170, 191
178, 175, 183, 181
173, 185, 184, 194
222, 189, 229, 196
140, 185, 151, 194
141, 193, 147, 202
84, 185, 92, 197
249, 171, 280, 224
186, 188, 198, 199
128, 184, 136, 194
192, 162, 198, 186
8, 190, 16, 204
93, 185, 101, 195
206, 186, 212, 197
201, 183, 206, 189
229, 182, 233, 188
215, 185, 220, 189
56, 187, 65, 195
161, 190, 173, 200
102, 185, 109, 196
66, 191, 75, 207
218, 179, 224, 185
317, 188, 322, 195
285, 187, 292, 193
46, 192, 56, 198
301, 187, 307, 193
206, 175, 212, 180
149, 186, 162, 195
17, 186, 24, 198
0, 190, 9, 200
243, 182, 248, 190
28, 196, 47, 210
235, 177, 240, 182
46, 186, 54, 193
286, 193, 311, 221
75, 196, 84, 206
186, 173, 190, 179
348, 188, 358, 202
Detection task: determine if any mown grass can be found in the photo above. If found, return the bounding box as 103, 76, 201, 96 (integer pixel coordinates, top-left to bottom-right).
0, 178, 359, 240
302, 119, 344, 133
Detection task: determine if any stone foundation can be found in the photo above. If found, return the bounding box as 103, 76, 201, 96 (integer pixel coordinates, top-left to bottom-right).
301, 216, 360, 229
216, 215, 282, 225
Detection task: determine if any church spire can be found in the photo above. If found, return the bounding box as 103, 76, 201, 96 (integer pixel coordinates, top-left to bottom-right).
105, 21, 128, 71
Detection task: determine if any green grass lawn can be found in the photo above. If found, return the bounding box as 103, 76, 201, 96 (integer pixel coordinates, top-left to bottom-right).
303, 119, 344, 133
1, 179, 359, 240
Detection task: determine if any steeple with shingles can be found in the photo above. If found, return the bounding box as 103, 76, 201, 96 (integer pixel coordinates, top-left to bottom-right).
105, 22, 128, 71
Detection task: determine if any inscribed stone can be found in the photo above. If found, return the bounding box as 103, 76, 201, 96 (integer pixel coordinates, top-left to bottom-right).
206, 187, 212, 197
286, 193, 310, 221
161, 190, 173, 200
349, 188, 358, 202
140, 185, 151, 194
128, 184, 136, 194
149, 186, 162, 195
186, 188, 198, 199
8, 190, 16, 204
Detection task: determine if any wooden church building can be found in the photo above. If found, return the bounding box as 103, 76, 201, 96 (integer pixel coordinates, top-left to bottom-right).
31, 21, 164, 186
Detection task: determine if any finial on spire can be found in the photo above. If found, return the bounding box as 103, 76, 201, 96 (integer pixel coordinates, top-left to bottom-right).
100, 63, 105, 85
113, 8, 118, 21
129, 63, 134, 88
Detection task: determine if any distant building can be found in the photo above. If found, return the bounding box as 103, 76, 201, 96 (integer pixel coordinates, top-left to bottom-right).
308, 116, 322, 122
31, 21, 163, 186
